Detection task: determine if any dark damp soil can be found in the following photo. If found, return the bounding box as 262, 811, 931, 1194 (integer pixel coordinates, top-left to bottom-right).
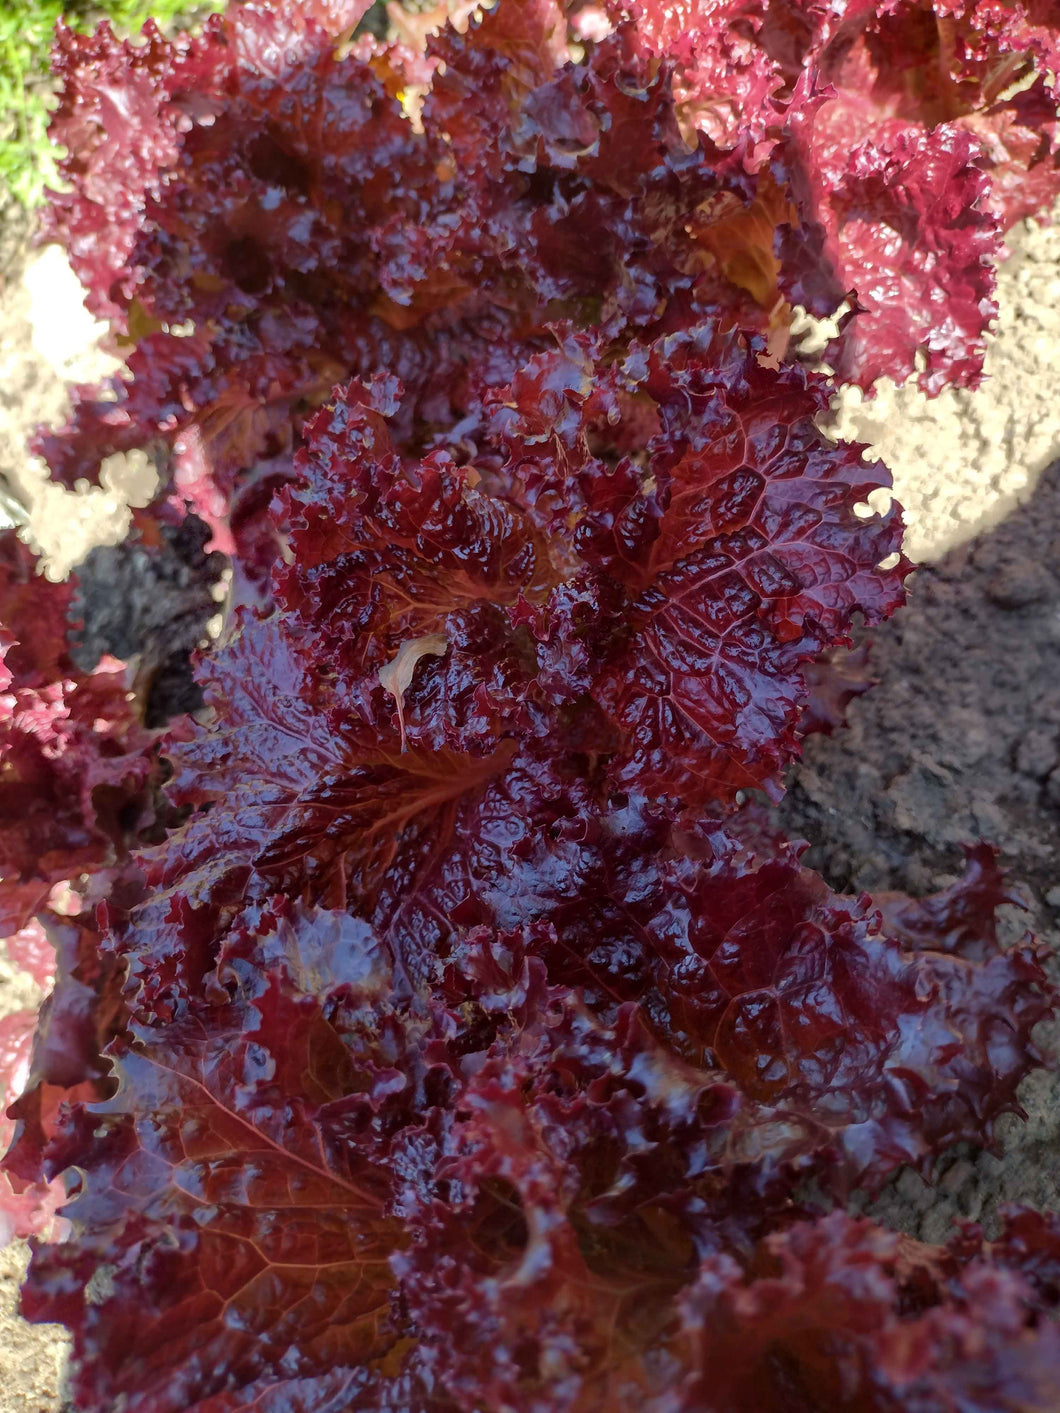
68, 512, 226, 727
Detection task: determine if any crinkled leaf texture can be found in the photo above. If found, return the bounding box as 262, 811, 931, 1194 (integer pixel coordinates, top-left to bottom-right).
31, 0, 1060, 618
620, 0, 1060, 392
0, 532, 162, 929
0, 1007, 66, 1246
3, 1, 1060, 1410
0, 528, 180, 1245
10, 861, 1056, 1411
664, 1209, 1060, 1413
3, 344, 1051, 1403
109, 339, 907, 1002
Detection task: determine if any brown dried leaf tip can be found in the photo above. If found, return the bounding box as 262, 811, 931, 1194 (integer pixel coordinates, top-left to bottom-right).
378, 633, 449, 750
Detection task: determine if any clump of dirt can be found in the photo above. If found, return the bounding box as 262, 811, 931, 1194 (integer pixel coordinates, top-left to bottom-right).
776, 457, 1060, 1242
0, 1243, 66, 1413
780, 462, 1060, 904
0, 194, 32, 287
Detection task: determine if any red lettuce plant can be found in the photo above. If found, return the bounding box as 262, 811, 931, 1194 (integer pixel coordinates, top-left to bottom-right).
3, 1, 1060, 1409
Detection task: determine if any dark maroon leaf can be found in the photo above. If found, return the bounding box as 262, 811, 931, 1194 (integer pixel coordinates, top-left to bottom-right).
798, 644, 875, 739
6, 2, 1060, 1409
0, 533, 161, 929
664, 1210, 1060, 1413
20, 905, 402, 1413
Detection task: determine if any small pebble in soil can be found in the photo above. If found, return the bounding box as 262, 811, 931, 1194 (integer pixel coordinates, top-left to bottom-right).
1015, 728, 1060, 780
938, 1157, 976, 1197
985, 560, 1054, 609
894, 1167, 934, 1212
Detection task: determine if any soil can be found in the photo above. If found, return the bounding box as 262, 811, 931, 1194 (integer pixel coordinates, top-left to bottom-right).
776, 458, 1060, 1242
70, 516, 227, 726
0, 193, 1058, 1407
0, 240, 149, 580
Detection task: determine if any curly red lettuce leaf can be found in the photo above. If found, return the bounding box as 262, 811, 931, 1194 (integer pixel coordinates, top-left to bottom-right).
579, 327, 907, 803
0, 533, 160, 932
6, 1, 1060, 1408
437, 838, 1053, 1197
606, 0, 1060, 391
0, 1008, 67, 1246
0, 898, 124, 1249
8, 867, 1054, 1411
289, 338, 904, 801
814, 123, 1000, 396
0, 529, 195, 1246
664, 1209, 1060, 1413
19, 906, 400, 1413
27, 0, 822, 597
798, 643, 875, 738
93, 337, 907, 1046
34, 0, 1060, 633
